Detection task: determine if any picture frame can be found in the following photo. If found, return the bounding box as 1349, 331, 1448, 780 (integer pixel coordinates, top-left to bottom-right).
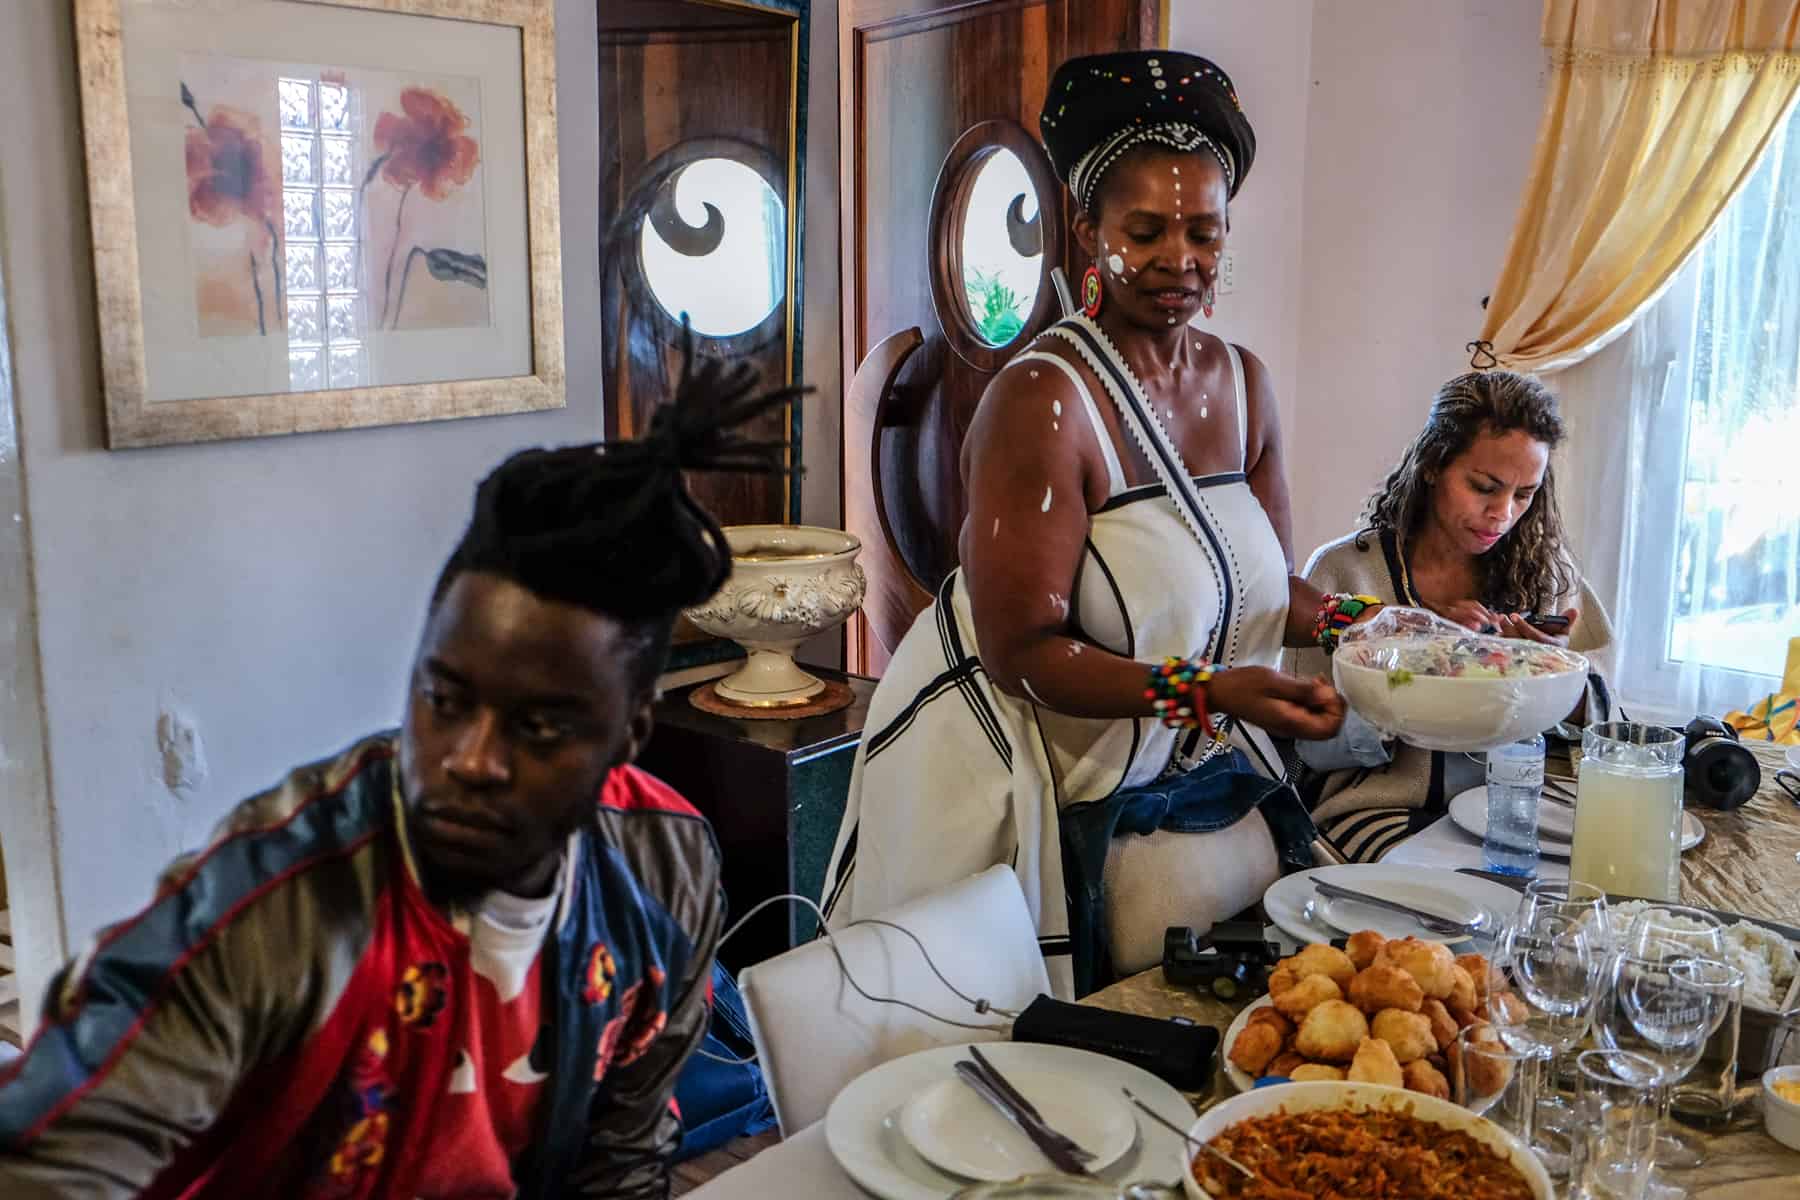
74, 0, 565, 449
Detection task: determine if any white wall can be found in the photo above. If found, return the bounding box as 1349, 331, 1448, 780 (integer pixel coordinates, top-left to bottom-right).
1167, 0, 1315, 440
1288, 0, 1545, 561
0, 0, 841, 1023
1170, 0, 1546, 562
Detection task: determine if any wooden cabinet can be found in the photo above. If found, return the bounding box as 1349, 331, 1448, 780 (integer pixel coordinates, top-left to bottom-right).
637, 668, 876, 969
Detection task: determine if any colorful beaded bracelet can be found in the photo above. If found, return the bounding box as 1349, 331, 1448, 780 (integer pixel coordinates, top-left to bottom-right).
1314, 593, 1381, 655
1143, 655, 1224, 737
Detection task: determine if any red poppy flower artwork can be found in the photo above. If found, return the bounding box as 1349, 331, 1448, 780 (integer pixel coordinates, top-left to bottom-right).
181, 81, 283, 337
368, 87, 488, 331
184, 106, 277, 229
372, 87, 481, 202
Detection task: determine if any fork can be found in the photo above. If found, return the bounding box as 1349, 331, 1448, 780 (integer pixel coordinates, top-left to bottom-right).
1312, 878, 1486, 938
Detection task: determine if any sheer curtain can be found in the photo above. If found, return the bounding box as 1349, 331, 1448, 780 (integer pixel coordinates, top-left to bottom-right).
1556, 106, 1800, 722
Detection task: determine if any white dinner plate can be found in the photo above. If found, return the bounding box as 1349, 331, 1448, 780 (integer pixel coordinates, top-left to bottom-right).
1447, 786, 1704, 856
898, 1063, 1138, 1181
1263, 864, 1522, 946
823, 1041, 1192, 1200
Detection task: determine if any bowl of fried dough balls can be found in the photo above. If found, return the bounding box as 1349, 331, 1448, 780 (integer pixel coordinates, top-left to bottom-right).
1222, 930, 1501, 1096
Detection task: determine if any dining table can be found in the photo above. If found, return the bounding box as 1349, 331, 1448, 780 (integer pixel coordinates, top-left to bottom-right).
686, 741, 1800, 1198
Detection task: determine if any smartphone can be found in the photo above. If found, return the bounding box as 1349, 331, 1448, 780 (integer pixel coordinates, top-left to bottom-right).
1525, 613, 1571, 634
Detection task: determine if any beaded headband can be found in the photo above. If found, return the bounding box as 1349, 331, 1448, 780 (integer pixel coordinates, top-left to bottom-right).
1068, 121, 1236, 213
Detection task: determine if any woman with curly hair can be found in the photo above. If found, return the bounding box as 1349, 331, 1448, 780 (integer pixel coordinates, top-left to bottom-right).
1287, 371, 1616, 863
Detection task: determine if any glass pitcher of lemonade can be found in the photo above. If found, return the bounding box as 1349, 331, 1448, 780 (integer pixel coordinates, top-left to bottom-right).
1569, 723, 1685, 900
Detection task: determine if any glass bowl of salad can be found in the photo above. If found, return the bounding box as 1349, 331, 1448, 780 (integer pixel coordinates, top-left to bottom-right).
1332, 608, 1590, 752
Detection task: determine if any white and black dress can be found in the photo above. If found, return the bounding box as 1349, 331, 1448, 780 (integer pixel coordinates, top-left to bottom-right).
822, 315, 1306, 998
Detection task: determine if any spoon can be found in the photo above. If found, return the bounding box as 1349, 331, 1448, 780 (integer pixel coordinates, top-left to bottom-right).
1120, 1088, 1254, 1182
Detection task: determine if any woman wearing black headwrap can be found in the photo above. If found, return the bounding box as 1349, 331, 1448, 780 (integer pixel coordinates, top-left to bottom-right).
826, 51, 1374, 997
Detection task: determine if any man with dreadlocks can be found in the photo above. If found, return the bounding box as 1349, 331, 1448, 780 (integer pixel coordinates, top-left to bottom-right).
0, 330, 802, 1200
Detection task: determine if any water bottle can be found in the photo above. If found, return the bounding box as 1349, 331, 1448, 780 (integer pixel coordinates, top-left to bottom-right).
1485, 734, 1544, 877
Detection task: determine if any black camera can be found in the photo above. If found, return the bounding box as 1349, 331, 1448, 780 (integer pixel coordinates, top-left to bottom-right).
1162, 922, 1281, 1001
1680, 715, 1761, 811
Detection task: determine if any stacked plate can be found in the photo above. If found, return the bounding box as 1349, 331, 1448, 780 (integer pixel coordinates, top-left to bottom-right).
1446, 785, 1703, 859
823, 1041, 1192, 1199
1261, 863, 1523, 947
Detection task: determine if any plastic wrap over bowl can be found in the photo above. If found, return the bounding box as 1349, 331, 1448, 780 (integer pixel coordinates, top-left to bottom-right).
1332, 607, 1590, 753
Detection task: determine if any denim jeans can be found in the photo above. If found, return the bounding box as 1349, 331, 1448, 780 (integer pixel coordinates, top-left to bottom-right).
1059, 750, 1317, 997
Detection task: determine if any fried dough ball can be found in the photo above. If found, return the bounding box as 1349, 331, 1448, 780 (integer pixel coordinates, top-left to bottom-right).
1272, 973, 1341, 1020
1455, 953, 1492, 1003
1403, 1058, 1451, 1100
1291, 943, 1357, 989
1377, 936, 1458, 1000
1227, 1021, 1284, 1076
1244, 1006, 1294, 1043
1264, 1051, 1307, 1079
1347, 1036, 1404, 1087
1447, 963, 1478, 1013
1370, 1008, 1436, 1064
1294, 1000, 1369, 1063
1348, 963, 1424, 1015
1266, 962, 1300, 1000
1345, 929, 1387, 971
1449, 1003, 1481, 1029
1290, 1063, 1348, 1083
1422, 998, 1460, 1052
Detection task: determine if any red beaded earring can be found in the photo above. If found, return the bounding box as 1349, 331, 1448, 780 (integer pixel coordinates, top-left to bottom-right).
1081, 264, 1104, 318
1202, 286, 1216, 320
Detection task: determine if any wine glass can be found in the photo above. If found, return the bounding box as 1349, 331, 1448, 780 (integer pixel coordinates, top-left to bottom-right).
1486, 911, 1601, 1161
1517, 880, 1610, 1133
1595, 952, 1730, 1200
1623, 905, 1723, 962
1618, 905, 1726, 1171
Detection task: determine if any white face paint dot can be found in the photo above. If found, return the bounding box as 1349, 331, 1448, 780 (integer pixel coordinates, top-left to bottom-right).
1106, 253, 1125, 275
1052, 399, 1063, 417
992, 517, 1000, 538
1041, 486, 1053, 512
1067, 642, 1083, 656
1167, 316, 1178, 325
1029, 368, 1040, 379
1201, 406, 1209, 419
1173, 166, 1181, 175
1053, 421, 1060, 431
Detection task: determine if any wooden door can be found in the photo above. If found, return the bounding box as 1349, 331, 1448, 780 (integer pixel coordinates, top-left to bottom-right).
840, 0, 1161, 674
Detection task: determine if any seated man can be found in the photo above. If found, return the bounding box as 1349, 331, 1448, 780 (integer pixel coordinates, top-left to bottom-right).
0, 336, 801, 1199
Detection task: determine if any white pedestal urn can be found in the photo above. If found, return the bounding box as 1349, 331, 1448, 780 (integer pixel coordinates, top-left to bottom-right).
684, 525, 867, 708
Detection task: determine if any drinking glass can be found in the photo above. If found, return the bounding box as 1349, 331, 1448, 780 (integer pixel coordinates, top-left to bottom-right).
1486, 912, 1601, 1159
1519, 879, 1612, 1131
1570, 723, 1685, 901
1450, 1025, 1537, 1141
1623, 905, 1724, 962
1595, 952, 1726, 1198
1569, 1049, 1663, 1200
1667, 958, 1744, 1129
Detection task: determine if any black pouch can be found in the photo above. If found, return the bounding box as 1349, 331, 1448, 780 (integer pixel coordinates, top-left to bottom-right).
1010, 994, 1218, 1091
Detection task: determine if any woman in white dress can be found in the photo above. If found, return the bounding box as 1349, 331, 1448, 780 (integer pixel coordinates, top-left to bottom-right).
824, 51, 1380, 997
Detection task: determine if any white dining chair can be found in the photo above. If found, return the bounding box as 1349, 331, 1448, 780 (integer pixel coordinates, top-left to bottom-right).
737, 863, 1052, 1135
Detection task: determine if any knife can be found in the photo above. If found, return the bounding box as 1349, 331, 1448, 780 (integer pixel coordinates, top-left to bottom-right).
953, 1060, 1093, 1175
1312, 878, 1486, 938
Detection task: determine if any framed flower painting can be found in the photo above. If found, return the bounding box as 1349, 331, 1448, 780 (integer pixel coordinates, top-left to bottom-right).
74, 0, 564, 448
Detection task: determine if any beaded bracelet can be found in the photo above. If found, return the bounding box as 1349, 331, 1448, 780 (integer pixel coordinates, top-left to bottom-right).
1314, 593, 1382, 655
1144, 655, 1224, 738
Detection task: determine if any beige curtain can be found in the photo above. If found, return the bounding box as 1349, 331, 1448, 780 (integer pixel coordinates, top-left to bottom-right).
1478, 0, 1800, 373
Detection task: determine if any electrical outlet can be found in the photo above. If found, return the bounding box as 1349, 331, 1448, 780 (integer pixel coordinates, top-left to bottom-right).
1218, 250, 1237, 295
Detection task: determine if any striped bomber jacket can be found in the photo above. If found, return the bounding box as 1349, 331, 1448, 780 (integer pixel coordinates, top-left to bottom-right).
0, 734, 724, 1200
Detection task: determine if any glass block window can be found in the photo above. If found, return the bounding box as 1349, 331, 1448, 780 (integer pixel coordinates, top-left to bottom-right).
280, 76, 365, 390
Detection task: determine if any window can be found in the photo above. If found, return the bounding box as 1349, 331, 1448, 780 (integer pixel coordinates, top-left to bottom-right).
638, 157, 785, 339
1611, 106, 1800, 716
279, 76, 366, 391
958, 148, 1043, 347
